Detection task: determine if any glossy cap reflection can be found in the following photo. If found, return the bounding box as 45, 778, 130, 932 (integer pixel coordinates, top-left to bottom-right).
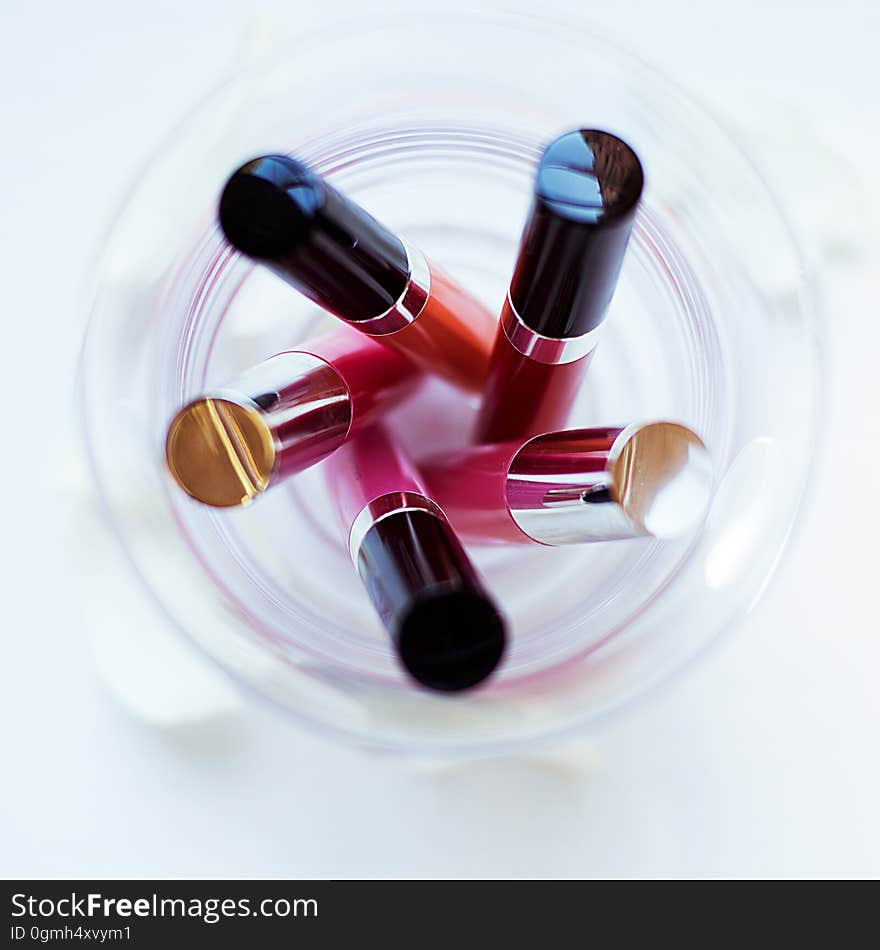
165, 397, 276, 508
611, 422, 713, 539
536, 129, 644, 225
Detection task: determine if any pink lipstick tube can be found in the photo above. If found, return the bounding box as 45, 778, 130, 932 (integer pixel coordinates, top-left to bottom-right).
220, 155, 497, 393
474, 130, 644, 443
165, 326, 419, 508
325, 424, 507, 692
422, 423, 713, 545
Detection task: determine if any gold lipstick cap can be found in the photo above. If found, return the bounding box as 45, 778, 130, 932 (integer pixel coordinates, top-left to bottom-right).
165, 397, 276, 508
165, 350, 353, 508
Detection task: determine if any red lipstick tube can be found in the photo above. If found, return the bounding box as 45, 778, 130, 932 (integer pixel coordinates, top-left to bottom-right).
220, 155, 497, 393
165, 326, 419, 508
422, 423, 712, 545
474, 130, 644, 443
325, 424, 507, 692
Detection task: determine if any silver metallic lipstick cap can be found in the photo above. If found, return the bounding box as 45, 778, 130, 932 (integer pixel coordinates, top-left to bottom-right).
506, 422, 713, 545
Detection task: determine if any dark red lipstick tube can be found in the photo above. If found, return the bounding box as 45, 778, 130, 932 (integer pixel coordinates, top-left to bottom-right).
165, 326, 419, 508
325, 425, 507, 692
219, 155, 497, 393
474, 130, 644, 443
422, 423, 712, 545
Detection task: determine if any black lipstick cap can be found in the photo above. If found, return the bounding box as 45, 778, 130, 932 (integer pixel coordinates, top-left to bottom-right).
219, 154, 410, 323
509, 130, 644, 339
356, 509, 507, 692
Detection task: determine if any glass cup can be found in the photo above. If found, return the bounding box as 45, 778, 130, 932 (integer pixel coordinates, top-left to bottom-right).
79, 12, 820, 753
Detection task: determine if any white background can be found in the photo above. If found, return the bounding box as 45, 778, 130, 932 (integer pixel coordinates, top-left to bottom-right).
1, 0, 879, 878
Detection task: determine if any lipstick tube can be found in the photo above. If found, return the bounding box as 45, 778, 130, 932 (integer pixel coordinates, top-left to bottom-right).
474, 130, 644, 443
422, 423, 712, 545
165, 326, 419, 508
325, 425, 507, 692
219, 154, 497, 393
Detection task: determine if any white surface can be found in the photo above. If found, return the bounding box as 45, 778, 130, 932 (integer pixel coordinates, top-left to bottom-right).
1, 0, 879, 878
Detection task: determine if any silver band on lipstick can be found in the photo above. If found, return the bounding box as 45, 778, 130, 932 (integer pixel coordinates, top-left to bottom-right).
355, 241, 431, 337
506, 423, 713, 545
502, 293, 604, 365
348, 491, 445, 562
213, 350, 352, 439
